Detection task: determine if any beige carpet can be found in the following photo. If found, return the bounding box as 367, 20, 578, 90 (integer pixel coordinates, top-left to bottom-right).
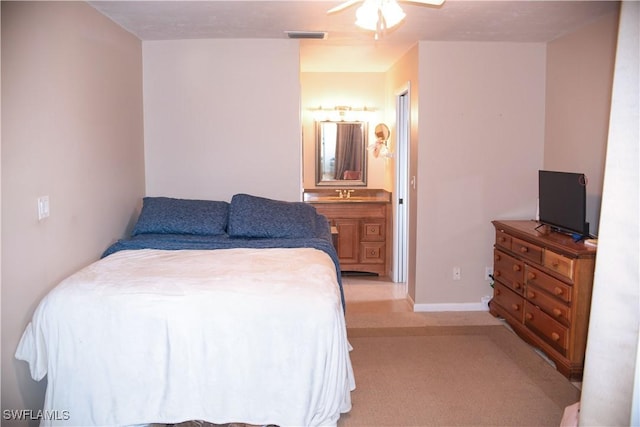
169, 317, 580, 427
339, 324, 581, 426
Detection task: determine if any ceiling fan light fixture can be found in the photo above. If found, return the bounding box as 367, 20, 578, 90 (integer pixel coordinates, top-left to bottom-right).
355, 0, 406, 33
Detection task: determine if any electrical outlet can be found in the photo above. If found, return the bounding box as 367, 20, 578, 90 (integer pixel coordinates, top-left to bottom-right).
485, 267, 493, 281
453, 267, 461, 281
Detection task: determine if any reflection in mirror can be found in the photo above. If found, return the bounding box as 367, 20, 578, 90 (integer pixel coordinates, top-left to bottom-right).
316, 121, 368, 186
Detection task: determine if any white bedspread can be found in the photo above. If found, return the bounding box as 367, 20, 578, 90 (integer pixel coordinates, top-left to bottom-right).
16, 248, 355, 427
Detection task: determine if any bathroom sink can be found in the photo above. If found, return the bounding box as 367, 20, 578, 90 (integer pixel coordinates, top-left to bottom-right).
341, 196, 379, 201
307, 195, 384, 203
302, 189, 392, 203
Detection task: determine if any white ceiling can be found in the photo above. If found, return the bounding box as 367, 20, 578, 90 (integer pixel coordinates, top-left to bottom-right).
88, 0, 619, 72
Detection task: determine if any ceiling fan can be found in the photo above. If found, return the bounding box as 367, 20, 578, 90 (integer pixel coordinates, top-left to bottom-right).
328, 0, 445, 39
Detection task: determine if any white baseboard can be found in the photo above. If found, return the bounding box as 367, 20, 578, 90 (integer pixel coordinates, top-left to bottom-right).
413, 302, 490, 312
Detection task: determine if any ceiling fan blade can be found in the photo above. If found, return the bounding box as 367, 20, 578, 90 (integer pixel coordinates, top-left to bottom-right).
402, 0, 446, 6
327, 0, 362, 14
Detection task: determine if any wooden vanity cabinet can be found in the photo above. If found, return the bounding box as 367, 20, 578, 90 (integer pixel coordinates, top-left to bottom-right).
311, 202, 391, 276
333, 219, 359, 264
489, 220, 596, 380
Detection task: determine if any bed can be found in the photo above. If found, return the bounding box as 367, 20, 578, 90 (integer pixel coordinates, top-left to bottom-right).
15, 194, 355, 427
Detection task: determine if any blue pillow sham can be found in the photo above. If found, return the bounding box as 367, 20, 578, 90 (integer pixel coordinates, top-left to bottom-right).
227, 193, 318, 239
132, 197, 229, 236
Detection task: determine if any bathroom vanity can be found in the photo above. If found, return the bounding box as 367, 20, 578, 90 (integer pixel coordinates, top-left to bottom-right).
304, 189, 392, 276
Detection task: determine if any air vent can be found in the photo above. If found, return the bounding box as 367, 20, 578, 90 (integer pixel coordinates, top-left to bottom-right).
285, 31, 328, 40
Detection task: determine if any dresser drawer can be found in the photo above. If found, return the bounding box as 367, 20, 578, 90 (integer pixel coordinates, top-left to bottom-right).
359, 242, 385, 264
361, 220, 385, 242
525, 265, 572, 304
525, 302, 569, 355
544, 250, 575, 281
493, 249, 524, 295
495, 231, 512, 251
526, 285, 571, 327
512, 237, 543, 264
493, 282, 524, 323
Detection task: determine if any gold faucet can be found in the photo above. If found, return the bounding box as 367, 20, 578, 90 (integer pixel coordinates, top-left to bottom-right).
334, 189, 355, 199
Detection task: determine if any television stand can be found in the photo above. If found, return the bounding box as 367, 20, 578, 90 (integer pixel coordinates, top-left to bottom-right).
489, 220, 597, 380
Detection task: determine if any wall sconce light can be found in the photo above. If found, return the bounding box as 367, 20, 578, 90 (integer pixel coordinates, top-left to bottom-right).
369, 123, 393, 158
309, 105, 375, 122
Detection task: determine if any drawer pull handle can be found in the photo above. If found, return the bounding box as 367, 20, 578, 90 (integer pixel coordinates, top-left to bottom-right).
527, 272, 536, 280
499, 236, 506, 242
551, 332, 560, 341
520, 246, 529, 253
514, 283, 521, 290
495, 289, 501, 296
554, 287, 563, 296
528, 291, 535, 298
495, 254, 501, 261
494, 270, 501, 277
553, 308, 562, 317
552, 261, 560, 268
512, 264, 521, 272
525, 313, 533, 320
511, 304, 520, 311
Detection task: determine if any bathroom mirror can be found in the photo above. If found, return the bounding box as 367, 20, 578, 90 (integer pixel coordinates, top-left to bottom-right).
316, 121, 368, 186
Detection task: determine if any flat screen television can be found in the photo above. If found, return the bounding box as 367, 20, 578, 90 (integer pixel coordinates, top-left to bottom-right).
538, 170, 589, 237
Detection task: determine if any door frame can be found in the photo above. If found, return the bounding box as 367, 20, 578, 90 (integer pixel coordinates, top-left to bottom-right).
393, 83, 410, 284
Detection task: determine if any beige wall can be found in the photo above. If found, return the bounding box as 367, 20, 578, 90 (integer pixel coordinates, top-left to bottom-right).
414, 42, 547, 308
1, 1, 145, 414
143, 39, 303, 202
545, 9, 620, 236
301, 72, 388, 190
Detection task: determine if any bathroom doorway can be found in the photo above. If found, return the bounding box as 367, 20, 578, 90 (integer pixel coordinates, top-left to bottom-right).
393, 85, 410, 284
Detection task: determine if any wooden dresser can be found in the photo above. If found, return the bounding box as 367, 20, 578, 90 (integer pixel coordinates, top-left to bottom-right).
489, 220, 597, 380
305, 190, 391, 276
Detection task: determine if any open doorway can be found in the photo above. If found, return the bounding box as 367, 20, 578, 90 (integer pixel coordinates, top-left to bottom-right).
393, 85, 410, 284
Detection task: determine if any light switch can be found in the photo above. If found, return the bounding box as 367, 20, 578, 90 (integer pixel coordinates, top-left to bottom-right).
38, 196, 50, 220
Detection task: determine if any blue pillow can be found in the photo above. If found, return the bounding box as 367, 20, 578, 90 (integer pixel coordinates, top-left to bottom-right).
132, 197, 229, 236
227, 194, 318, 239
